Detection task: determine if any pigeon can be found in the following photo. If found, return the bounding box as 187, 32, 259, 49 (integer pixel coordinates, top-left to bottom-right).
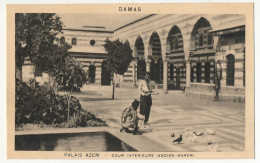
170, 132, 175, 138
173, 134, 183, 144
206, 128, 216, 135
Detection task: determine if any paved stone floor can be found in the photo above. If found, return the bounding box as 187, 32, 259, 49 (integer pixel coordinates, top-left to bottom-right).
74, 83, 245, 152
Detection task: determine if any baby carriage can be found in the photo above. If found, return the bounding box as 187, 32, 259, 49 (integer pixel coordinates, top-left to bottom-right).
120, 99, 144, 135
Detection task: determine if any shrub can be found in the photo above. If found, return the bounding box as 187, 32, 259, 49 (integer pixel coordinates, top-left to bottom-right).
68, 110, 107, 128
15, 79, 107, 127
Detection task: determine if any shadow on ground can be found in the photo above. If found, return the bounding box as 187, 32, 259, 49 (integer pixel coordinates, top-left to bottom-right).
77, 97, 114, 101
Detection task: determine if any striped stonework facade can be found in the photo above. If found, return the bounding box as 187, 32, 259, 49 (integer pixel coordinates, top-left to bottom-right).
113, 14, 245, 102
56, 14, 245, 102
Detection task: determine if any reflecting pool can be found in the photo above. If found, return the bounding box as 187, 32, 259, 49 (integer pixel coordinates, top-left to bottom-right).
16, 132, 137, 151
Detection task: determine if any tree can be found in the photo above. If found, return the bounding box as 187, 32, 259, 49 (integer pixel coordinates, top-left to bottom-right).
103, 39, 133, 99
55, 57, 88, 121
15, 13, 63, 80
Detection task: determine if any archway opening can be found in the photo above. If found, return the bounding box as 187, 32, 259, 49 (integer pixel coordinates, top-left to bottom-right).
166, 25, 185, 90
148, 32, 163, 84
166, 25, 183, 53
134, 36, 146, 79
190, 17, 213, 50
190, 17, 214, 84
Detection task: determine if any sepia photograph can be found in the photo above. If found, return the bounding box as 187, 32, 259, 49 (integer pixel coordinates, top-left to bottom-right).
6, 3, 254, 159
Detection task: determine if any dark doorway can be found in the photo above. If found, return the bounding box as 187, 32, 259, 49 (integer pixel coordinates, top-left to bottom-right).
196, 62, 202, 83
205, 62, 211, 83
89, 65, 96, 83
101, 61, 111, 85
150, 59, 163, 84
226, 54, 235, 86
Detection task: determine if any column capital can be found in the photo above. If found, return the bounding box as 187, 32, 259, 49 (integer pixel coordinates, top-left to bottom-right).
164, 58, 170, 62
146, 57, 152, 63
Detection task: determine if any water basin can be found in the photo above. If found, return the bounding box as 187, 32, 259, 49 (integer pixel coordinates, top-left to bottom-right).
16, 131, 137, 151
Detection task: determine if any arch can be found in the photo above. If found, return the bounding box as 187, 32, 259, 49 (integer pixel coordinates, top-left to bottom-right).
226, 54, 235, 86
166, 25, 183, 53
148, 31, 163, 84
134, 35, 145, 58
190, 17, 213, 50
71, 37, 77, 45
88, 65, 96, 83
148, 31, 162, 57
60, 36, 65, 44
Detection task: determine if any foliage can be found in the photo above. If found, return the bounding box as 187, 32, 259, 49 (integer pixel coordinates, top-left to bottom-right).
15, 13, 64, 79
55, 57, 88, 92
103, 38, 133, 75
15, 79, 106, 127
68, 110, 107, 128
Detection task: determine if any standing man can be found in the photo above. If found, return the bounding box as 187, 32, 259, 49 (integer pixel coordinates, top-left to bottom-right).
138, 71, 152, 125
214, 61, 222, 101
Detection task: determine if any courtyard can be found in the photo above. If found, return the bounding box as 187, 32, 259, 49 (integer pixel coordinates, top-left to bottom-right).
71, 83, 245, 152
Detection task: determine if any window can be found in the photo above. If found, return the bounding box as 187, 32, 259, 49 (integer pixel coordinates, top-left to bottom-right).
90, 40, 96, 46
208, 33, 212, 45
199, 34, 203, 46
196, 62, 202, 82
171, 36, 180, 50
190, 65, 194, 82
159, 59, 163, 82
205, 62, 210, 83
226, 54, 235, 86
60, 37, 65, 44
174, 38, 178, 49
170, 64, 174, 81
72, 38, 77, 45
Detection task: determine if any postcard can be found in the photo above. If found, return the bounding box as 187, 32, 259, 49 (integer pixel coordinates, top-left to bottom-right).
6, 3, 254, 159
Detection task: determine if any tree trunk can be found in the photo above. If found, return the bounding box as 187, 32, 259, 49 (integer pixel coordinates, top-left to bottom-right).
67, 88, 73, 122
49, 74, 57, 92
111, 71, 115, 100
67, 95, 71, 122
112, 80, 115, 99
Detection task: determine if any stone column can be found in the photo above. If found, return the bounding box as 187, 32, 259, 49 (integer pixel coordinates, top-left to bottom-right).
132, 60, 137, 86
163, 59, 169, 93
185, 60, 191, 88
146, 59, 151, 72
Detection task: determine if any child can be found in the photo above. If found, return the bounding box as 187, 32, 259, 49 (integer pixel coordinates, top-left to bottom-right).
120, 99, 142, 135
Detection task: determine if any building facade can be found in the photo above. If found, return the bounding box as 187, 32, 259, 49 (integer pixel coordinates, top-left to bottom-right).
62, 26, 113, 85
113, 14, 245, 102
52, 14, 245, 102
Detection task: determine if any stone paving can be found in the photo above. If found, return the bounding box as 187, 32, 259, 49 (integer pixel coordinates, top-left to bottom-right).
74, 83, 245, 152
